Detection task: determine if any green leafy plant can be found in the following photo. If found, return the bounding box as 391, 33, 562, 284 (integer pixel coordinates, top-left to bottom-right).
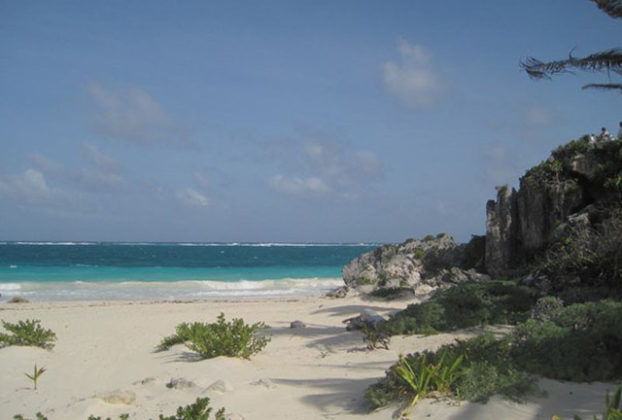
366, 333, 537, 411
394, 353, 435, 408
87, 415, 129, 420
159, 397, 225, 420
24, 364, 46, 390
380, 349, 464, 411
157, 313, 270, 359
0, 320, 56, 350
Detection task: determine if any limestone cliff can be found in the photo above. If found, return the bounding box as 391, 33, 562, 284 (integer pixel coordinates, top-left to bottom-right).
485, 137, 622, 276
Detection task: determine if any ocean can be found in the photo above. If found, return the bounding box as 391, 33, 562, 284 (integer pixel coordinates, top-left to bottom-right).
0, 242, 377, 301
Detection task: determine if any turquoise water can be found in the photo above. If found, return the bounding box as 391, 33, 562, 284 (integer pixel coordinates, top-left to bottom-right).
0, 242, 376, 301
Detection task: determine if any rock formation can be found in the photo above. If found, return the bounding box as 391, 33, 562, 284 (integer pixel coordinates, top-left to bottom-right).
485, 138, 622, 276
341, 136, 621, 296
341, 233, 488, 295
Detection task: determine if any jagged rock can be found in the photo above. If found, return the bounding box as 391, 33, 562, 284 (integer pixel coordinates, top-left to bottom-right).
486, 186, 517, 278
166, 378, 196, 390
326, 286, 349, 298
290, 320, 306, 329
98, 390, 136, 405
565, 153, 600, 181
342, 233, 487, 295
517, 177, 583, 253
206, 379, 234, 393
343, 309, 386, 331
484, 138, 622, 276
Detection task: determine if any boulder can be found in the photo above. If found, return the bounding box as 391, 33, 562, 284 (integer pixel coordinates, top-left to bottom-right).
290, 320, 306, 329
343, 309, 386, 331
342, 233, 486, 295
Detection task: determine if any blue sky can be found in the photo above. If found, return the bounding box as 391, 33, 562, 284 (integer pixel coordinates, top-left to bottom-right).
1, 0, 621, 243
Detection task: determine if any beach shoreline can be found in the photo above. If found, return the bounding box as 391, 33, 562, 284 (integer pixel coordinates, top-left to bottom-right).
0, 295, 617, 419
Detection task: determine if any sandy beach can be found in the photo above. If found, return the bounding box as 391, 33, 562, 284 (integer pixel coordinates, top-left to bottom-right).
0, 296, 616, 420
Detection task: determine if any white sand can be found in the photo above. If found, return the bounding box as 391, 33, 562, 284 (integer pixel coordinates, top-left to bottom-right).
0, 296, 616, 419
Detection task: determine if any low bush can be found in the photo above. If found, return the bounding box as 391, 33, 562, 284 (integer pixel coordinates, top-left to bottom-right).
365, 332, 537, 410
368, 299, 622, 410
157, 313, 270, 359
159, 397, 225, 420
368, 287, 412, 300
510, 300, 622, 381
0, 319, 56, 350
383, 281, 537, 335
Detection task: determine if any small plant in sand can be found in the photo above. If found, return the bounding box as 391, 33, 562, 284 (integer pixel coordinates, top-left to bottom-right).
394, 350, 464, 409
159, 397, 225, 420
13, 414, 48, 420
361, 325, 390, 350
87, 414, 129, 420
0, 319, 56, 350
157, 313, 270, 359
25, 364, 46, 390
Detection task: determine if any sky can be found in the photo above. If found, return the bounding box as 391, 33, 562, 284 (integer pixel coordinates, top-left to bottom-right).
1, 0, 621, 243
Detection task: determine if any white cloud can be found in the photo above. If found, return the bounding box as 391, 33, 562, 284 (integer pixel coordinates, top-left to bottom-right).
268, 175, 330, 196
383, 40, 444, 108
177, 187, 209, 207
87, 83, 186, 145
267, 138, 383, 199
0, 169, 54, 204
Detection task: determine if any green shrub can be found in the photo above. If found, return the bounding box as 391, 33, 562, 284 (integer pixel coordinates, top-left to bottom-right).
159, 397, 225, 420
157, 313, 270, 359
365, 332, 536, 410
530, 296, 564, 322
383, 281, 537, 335
369, 287, 411, 300
0, 319, 56, 350
511, 300, 622, 381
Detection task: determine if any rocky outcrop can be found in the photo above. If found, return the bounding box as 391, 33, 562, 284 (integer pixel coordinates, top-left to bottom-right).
342, 137, 621, 295
342, 234, 488, 295
485, 138, 622, 276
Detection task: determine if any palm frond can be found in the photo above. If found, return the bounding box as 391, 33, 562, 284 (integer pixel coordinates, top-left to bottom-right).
582, 83, 622, 90
590, 0, 622, 19
522, 49, 622, 79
